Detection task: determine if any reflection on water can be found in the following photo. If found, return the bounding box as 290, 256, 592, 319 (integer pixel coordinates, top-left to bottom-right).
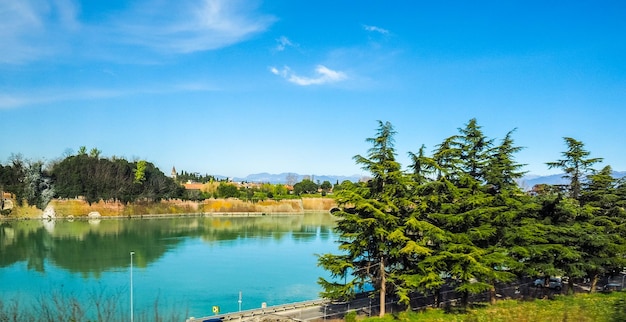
0, 213, 338, 318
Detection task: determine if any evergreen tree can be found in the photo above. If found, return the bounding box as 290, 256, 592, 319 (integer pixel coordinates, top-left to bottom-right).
407, 144, 437, 185
432, 136, 462, 180
581, 165, 621, 211
479, 130, 528, 303
484, 130, 526, 193
427, 120, 517, 306
454, 118, 493, 181
578, 165, 626, 291
546, 137, 603, 200
318, 121, 417, 316
535, 138, 607, 292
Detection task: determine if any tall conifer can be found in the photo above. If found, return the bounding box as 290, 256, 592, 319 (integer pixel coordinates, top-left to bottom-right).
318, 121, 416, 316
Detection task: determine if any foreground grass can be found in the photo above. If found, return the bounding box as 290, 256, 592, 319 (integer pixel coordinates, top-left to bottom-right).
0, 291, 187, 322
361, 292, 626, 322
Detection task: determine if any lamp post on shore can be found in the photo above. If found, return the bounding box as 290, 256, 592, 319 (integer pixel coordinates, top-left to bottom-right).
130, 251, 135, 322
238, 291, 242, 312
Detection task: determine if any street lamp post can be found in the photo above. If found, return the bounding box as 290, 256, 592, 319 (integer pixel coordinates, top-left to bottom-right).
130, 251, 135, 322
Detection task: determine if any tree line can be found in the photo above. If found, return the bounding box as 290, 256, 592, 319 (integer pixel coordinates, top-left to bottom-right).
0, 148, 184, 208
0, 147, 340, 213
179, 178, 336, 201
318, 119, 626, 317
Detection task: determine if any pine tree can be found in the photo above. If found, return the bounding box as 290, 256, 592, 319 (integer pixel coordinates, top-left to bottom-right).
484, 130, 526, 193
577, 165, 626, 292
407, 144, 437, 185
546, 137, 603, 200
454, 118, 493, 181
318, 121, 416, 316
427, 120, 518, 306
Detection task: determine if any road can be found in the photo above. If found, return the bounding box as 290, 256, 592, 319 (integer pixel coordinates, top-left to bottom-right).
185, 296, 377, 322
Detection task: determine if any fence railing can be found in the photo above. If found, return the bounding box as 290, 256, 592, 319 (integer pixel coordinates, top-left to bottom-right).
187, 280, 603, 322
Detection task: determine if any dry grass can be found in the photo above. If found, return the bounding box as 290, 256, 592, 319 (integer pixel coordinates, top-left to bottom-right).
5, 197, 335, 218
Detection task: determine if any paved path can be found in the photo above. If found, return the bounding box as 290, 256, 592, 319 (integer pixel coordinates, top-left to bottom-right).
185, 296, 377, 322
185, 299, 331, 322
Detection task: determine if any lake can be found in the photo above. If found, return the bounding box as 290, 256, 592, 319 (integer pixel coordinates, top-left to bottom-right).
0, 213, 339, 320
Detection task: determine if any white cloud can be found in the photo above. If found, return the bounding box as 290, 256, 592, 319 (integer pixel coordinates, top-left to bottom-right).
111, 0, 275, 53
0, 94, 28, 109
275, 36, 296, 51
53, 0, 81, 30
363, 24, 389, 35
0, 0, 275, 64
270, 65, 347, 86
0, 0, 80, 63
0, 82, 218, 109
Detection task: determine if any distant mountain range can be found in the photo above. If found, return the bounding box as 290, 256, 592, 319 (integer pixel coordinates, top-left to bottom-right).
230, 172, 362, 184
517, 171, 626, 190
228, 171, 626, 189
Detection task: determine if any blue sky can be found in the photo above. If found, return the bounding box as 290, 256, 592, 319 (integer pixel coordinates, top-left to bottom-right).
1, 0, 625, 178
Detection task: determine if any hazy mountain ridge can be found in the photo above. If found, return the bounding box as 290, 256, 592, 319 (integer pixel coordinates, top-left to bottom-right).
518, 171, 626, 190
228, 171, 626, 187
231, 172, 362, 184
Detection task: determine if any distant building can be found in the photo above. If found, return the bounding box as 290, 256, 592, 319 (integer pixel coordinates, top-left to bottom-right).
183, 182, 204, 191
171, 166, 177, 180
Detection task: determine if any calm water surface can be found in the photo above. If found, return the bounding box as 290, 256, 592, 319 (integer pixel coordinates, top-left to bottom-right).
0, 213, 338, 319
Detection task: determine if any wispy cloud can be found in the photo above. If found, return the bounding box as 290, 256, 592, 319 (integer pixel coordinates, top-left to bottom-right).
270, 65, 347, 86
0, 0, 275, 64
0, 0, 80, 63
363, 24, 389, 35
0, 90, 121, 109
275, 36, 297, 51
0, 82, 219, 109
112, 0, 276, 54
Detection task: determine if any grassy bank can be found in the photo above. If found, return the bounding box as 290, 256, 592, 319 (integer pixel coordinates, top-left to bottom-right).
3, 197, 336, 218
360, 292, 626, 322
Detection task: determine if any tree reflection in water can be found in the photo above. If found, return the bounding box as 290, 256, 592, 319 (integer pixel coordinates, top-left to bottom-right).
0, 213, 337, 276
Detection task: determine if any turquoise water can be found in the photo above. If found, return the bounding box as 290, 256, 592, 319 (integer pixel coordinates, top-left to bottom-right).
0, 213, 338, 319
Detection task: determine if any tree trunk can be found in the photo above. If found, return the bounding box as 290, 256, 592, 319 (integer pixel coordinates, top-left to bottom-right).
461, 291, 469, 308
379, 259, 386, 317
489, 285, 496, 305
590, 274, 599, 293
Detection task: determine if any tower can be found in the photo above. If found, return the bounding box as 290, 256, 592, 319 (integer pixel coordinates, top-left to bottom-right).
171, 166, 177, 181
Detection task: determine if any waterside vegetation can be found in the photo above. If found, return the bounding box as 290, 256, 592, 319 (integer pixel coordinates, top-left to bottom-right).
0, 148, 338, 218
2, 197, 336, 219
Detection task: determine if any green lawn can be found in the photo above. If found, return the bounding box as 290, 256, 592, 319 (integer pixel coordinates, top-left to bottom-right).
360, 292, 626, 322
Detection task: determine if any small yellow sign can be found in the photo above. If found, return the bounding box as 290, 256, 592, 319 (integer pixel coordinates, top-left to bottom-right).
212, 306, 220, 314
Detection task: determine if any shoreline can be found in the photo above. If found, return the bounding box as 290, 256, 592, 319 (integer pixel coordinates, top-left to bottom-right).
0, 212, 326, 222
1, 197, 336, 220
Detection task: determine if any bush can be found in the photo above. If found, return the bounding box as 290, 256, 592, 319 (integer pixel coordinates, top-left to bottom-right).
345, 310, 357, 322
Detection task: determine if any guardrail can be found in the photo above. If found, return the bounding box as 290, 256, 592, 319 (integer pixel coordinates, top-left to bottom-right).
186, 280, 602, 322
186, 298, 330, 322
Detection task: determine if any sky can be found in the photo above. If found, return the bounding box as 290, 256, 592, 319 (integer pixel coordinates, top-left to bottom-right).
1, 0, 625, 178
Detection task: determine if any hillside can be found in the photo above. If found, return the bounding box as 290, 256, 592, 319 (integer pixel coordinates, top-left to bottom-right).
231, 172, 363, 184
225, 171, 626, 189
